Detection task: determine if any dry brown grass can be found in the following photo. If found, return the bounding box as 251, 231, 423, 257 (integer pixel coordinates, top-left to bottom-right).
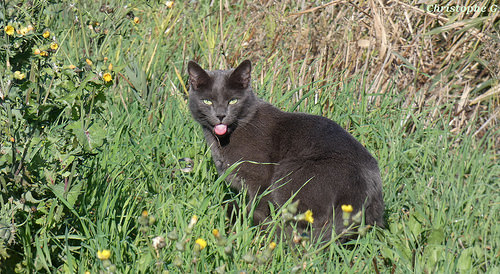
219, 0, 499, 139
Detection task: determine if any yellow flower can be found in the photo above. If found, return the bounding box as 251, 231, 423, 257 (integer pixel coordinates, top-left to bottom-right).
269, 242, 277, 250
18, 27, 29, 36
86, 58, 93, 66
341, 204, 353, 213
13, 71, 26, 80
50, 42, 58, 50
68, 64, 76, 69
195, 238, 207, 250
5, 25, 15, 36
103, 73, 112, 82
27, 24, 34, 32
40, 51, 48, 57
141, 210, 148, 217
42, 30, 50, 38
97, 249, 111, 260
166, 1, 174, 8
10, 137, 15, 142
133, 17, 140, 24
304, 210, 314, 224
108, 63, 113, 71
34, 48, 41, 55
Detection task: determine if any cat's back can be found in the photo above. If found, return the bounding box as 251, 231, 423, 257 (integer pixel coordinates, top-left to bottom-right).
252, 101, 376, 166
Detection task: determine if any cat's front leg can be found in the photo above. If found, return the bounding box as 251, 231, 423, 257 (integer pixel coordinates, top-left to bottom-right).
245, 186, 273, 225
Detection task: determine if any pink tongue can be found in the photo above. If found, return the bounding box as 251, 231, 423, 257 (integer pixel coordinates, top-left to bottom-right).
214, 124, 228, 135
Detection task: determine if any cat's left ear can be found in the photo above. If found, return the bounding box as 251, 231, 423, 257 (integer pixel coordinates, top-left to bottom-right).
228, 60, 252, 89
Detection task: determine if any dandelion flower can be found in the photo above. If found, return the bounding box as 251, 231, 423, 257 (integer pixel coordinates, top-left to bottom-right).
5, 25, 15, 36
50, 42, 58, 50
304, 210, 314, 224
34, 48, 41, 55
133, 17, 140, 24
195, 238, 207, 250
341, 204, 353, 213
27, 24, 34, 32
68, 64, 76, 69
166, 1, 174, 8
108, 63, 113, 71
18, 27, 29, 36
269, 242, 277, 250
97, 249, 111, 260
40, 51, 48, 57
10, 137, 15, 142
13, 71, 26, 80
103, 72, 112, 82
42, 30, 50, 38
86, 58, 93, 66
142, 210, 148, 217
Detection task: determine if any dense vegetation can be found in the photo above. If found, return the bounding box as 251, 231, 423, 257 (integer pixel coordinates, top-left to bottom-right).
1, 0, 498, 272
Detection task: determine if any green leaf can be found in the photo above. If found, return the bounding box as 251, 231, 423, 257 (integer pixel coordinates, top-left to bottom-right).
427, 228, 445, 245
457, 248, 473, 272
423, 244, 445, 270
408, 215, 422, 240
66, 182, 83, 208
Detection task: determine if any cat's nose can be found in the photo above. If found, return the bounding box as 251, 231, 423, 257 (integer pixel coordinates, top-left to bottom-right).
216, 114, 226, 122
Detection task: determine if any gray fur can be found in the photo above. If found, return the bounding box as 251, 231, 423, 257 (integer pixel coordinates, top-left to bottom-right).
188, 60, 384, 240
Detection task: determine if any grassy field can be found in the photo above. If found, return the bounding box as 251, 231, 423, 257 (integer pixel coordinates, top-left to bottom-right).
1, 0, 498, 272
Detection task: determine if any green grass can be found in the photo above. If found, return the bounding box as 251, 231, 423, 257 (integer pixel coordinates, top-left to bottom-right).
1, 0, 498, 273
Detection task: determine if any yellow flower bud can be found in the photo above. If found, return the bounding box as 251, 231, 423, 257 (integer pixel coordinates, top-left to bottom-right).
212, 229, 220, 238
42, 30, 50, 38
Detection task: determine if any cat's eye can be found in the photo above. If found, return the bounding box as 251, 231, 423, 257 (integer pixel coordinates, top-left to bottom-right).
228, 99, 238, 105
202, 99, 213, 105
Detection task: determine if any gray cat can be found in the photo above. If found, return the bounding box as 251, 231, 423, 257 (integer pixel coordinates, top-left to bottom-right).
188, 60, 384, 240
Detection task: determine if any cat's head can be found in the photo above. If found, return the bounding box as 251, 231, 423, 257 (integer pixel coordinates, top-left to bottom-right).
188, 60, 257, 137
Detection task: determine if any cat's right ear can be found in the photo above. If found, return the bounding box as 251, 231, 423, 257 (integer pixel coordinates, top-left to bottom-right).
188, 61, 211, 91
